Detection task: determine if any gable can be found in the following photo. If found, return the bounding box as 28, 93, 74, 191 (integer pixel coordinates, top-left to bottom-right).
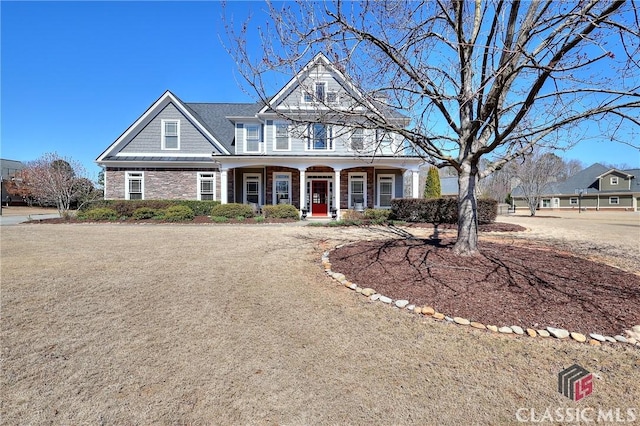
260, 53, 375, 117
97, 91, 230, 163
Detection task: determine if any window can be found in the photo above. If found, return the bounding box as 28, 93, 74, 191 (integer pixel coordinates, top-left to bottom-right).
162, 120, 180, 150
244, 173, 261, 205
570, 197, 578, 205
610, 176, 619, 185
126, 172, 143, 200
315, 82, 326, 102
350, 129, 364, 150
198, 173, 216, 201
245, 124, 261, 153
273, 173, 291, 204
349, 173, 366, 209
609, 196, 619, 205
307, 123, 333, 150
377, 174, 394, 208
303, 82, 333, 103
274, 123, 290, 151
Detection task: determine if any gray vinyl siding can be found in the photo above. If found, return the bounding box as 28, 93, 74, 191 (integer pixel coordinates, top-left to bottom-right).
120, 103, 215, 154
236, 121, 402, 156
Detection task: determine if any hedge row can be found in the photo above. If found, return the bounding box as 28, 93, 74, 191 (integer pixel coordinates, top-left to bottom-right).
80, 199, 220, 217
391, 198, 497, 224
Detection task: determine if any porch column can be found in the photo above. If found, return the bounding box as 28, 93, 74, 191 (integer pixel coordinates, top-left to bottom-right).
299, 169, 306, 217
220, 169, 228, 204
412, 170, 420, 198
334, 168, 342, 219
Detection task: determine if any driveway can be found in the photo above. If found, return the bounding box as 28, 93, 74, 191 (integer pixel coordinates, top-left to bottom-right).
0, 206, 60, 226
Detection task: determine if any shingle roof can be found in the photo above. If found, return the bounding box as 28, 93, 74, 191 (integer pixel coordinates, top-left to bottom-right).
512, 163, 639, 196
184, 103, 262, 152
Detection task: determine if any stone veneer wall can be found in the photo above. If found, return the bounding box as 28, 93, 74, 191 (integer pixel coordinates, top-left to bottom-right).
105, 168, 220, 200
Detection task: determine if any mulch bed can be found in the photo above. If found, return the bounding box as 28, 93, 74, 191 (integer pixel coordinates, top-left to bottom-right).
330, 237, 640, 336
26, 216, 297, 225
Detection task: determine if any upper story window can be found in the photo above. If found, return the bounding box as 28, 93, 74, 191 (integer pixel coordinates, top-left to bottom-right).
350, 128, 364, 150
307, 123, 333, 150
162, 120, 180, 150
303, 82, 338, 104
610, 176, 619, 185
274, 122, 290, 151
245, 124, 261, 153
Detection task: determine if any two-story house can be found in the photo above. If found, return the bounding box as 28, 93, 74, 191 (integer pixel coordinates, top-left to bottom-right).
97, 53, 424, 218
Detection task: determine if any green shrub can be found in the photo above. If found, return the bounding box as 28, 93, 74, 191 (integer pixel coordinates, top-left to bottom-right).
210, 203, 254, 219
211, 216, 228, 223
80, 200, 220, 218
262, 204, 300, 219
363, 209, 391, 221
254, 216, 265, 223
162, 205, 194, 222
132, 207, 160, 220
391, 198, 497, 224
77, 207, 119, 221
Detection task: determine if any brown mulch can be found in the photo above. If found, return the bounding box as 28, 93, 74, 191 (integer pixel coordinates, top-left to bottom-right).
26, 216, 297, 225
330, 237, 640, 336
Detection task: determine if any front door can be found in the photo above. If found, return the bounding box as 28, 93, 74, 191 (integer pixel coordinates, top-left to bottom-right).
311, 180, 328, 215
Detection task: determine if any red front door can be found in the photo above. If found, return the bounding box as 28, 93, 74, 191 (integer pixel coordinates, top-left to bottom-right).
311, 180, 328, 215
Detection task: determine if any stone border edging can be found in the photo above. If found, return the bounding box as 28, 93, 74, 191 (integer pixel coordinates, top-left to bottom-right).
321, 248, 640, 348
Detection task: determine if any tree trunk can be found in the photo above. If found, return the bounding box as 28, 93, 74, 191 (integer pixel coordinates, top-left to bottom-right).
453, 167, 480, 256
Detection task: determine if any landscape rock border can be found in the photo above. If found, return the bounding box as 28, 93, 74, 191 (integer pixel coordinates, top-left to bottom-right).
321, 249, 640, 348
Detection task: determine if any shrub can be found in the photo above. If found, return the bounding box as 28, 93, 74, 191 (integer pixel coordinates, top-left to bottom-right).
162, 205, 194, 222
211, 216, 228, 223
79, 200, 220, 217
340, 209, 364, 221
254, 216, 265, 223
363, 209, 391, 221
391, 198, 497, 224
210, 203, 254, 219
77, 207, 118, 221
132, 207, 160, 220
262, 204, 300, 219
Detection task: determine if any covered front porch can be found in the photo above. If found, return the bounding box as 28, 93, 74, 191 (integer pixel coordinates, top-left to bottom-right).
216, 157, 423, 219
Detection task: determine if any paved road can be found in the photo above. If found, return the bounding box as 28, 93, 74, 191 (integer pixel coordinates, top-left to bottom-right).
0, 213, 60, 226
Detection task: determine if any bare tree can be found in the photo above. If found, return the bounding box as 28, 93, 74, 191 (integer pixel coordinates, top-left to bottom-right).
20, 152, 98, 215
511, 149, 567, 215
225, 0, 640, 255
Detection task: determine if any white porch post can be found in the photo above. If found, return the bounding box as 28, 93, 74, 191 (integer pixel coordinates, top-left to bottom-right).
412, 170, 420, 198
299, 169, 306, 217
220, 169, 228, 204
334, 168, 342, 219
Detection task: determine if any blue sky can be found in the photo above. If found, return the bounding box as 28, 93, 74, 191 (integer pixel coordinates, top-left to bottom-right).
2, 1, 639, 181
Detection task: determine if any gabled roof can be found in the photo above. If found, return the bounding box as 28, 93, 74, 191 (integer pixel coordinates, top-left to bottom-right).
184, 102, 262, 151
258, 52, 395, 121
512, 163, 640, 196
0, 159, 25, 178
97, 91, 233, 162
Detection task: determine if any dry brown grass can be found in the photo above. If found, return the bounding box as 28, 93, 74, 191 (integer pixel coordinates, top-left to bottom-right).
1, 222, 639, 425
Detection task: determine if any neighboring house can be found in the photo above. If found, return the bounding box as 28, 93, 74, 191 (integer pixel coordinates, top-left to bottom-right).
97, 53, 424, 218
512, 163, 640, 211
0, 158, 25, 205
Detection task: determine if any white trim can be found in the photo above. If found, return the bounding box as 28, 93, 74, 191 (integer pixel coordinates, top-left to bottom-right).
244, 124, 262, 153
115, 153, 213, 158
125, 171, 144, 200
197, 172, 216, 201
272, 121, 291, 152
570, 197, 578, 205
243, 173, 262, 205
305, 123, 335, 152
377, 174, 395, 208
348, 172, 367, 209
610, 176, 619, 185
272, 172, 292, 205
609, 196, 620, 205
161, 119, 180, 150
